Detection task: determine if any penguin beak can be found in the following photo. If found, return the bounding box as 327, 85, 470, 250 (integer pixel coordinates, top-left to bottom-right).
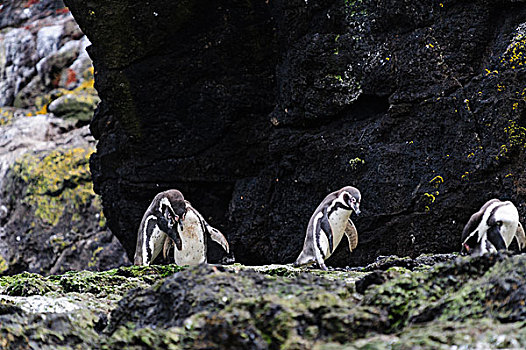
462, 243, 470, 255
352, 203, 361, 215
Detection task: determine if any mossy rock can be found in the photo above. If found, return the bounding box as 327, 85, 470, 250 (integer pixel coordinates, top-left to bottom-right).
319, 318, 526, 349
47, 91, 100, 122
104, 254, 526, 349
1, 272, 59, 296
363, 252, 526, 330
10, 147, 97, 226
0, 264, 186, 299
225, 263, 369, 283
0, 255, 525, 348
105, 264, 388, 348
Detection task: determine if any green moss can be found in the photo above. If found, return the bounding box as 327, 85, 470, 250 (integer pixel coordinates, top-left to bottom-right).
361, 253, 526, 332
225, 263, 368, 284
1, 272, 59, 296
0, 264, 185, 299
328, 319, 526, 349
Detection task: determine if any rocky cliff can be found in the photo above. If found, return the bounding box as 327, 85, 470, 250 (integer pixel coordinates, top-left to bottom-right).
0, 0, 128, 275
64, 0, 526, 267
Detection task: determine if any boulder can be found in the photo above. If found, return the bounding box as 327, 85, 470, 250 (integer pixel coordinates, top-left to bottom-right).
47, 91, 100, 123
0, 114, 128, 275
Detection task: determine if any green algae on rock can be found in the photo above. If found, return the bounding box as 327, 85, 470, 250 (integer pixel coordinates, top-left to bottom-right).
0, 264, 187, 349
0, 264, 186, 298
1, 254, 526, 348
104, 253, 526, 349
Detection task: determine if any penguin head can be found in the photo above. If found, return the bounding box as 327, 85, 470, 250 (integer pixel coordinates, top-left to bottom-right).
340, 186, 361, 215
461, 230, 479, 255
159, 190, 187, 230
164, 201, 187, 231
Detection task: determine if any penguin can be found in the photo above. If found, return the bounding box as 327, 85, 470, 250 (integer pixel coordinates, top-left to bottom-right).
134, 189, 186, 265
294, 186, 361, 270
461, 199, 526, 256
164, 200, 230, 266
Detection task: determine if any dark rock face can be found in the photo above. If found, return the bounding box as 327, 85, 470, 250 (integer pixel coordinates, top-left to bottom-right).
65, 0, 526, 266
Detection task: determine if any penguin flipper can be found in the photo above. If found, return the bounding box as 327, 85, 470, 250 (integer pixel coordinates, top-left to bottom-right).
345, 219, 359, 252
189, 205, 230, 254
515, 222, 526, 251
319, 214, 334, 254
208, 226, 230, 254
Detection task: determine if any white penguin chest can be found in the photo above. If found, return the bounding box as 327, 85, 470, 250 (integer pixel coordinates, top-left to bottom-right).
493, 204, 519, 247
174, 210, 206, 266
321, 208, 351, 258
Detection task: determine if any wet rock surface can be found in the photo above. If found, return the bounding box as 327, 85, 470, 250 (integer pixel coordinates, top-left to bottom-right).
65, 0, 526, 267
0, 252, 524, 349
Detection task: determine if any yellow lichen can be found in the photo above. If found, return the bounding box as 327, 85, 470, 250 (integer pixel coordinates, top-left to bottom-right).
88, 246, 104, 268
429, 175, 444, 187
12, 147, 100, 226
464, 99, 471, 111
0, 255, 8, 273
35, 70, 97, 116
501, 33, 526, 68
485, 69, 498, 76
348, 157, 365, 170
496, 120, 526, 160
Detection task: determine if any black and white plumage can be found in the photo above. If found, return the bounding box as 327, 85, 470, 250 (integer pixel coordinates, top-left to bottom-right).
134, 189, 186, 265
461, 199, 526, 256
294, 186, 361, 270
168, 200, 230, 266
134, 190, 230, 266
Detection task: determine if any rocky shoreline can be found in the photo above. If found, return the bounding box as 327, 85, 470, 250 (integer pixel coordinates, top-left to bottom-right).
1, 252, 524, 349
